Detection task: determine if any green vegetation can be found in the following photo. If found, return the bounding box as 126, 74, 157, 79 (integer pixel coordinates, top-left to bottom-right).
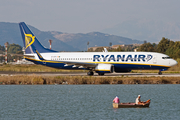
0, 45, 5, 54
7, 43, 23, 54
0, 43, 23, 62
139, 42, 157, 52
139, 37, 180, 59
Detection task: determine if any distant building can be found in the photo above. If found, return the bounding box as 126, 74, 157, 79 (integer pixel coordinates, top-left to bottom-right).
111, 44, 142, 49
88, 46, 108, 51
11, 59, 34, 65
111, 45, 125, 49
88, 44, 142, 51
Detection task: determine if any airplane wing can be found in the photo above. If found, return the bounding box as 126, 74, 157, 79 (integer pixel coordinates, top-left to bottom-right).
24, 55, 35, 57
62, 61, 97, 68
34, 50, 97, 68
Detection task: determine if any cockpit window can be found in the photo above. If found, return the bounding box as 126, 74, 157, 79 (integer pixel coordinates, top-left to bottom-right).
162, 57, 171, 59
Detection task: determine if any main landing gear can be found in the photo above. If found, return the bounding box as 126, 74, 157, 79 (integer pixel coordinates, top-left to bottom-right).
87, 71, 94, 76
158, 70, 162, 75
87, 71, 105, 76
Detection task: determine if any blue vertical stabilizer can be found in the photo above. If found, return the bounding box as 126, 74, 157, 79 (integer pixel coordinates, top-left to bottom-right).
19, 22, 57, 54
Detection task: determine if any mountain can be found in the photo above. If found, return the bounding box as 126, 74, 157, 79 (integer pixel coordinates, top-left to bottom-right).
52, 32, 143, 50
0, 22, 143, 51
0, 22, 78, 51
101, 19, 180, 43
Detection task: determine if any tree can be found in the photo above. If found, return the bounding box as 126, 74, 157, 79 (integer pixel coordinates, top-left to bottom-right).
109, 42, 112, 50
7, 43, 22, 54
157, 37, 170, 53
87, 41, 89, 51
0, 45, 5, 51
152, 43, 158, 51
95, 47, 104, 52
166, 41, 180, 59
116, 46, 123, 52
109, 42, 112, 47
139, 42, 155, 52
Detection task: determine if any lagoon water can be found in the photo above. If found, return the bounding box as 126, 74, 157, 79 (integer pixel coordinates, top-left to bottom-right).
0, 85, 179, 120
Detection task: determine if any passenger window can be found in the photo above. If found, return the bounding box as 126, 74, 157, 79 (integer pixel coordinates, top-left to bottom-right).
162, 57, 171, 59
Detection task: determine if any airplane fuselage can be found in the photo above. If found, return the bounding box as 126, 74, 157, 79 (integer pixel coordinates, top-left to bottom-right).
25, 51, 177, 71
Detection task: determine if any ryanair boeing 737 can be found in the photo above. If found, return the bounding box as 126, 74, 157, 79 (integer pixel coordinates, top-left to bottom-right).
19, 22, 177, 75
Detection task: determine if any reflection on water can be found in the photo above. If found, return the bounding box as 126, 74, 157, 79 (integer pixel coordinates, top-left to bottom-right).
0, 85, 179, 119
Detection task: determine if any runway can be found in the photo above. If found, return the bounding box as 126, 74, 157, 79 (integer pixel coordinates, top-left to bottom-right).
0, 71, 180, 77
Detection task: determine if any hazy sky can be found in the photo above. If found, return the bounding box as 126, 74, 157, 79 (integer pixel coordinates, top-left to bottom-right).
0, 0, 180, 33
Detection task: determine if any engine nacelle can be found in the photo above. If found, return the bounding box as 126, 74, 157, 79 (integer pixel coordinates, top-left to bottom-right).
95, 64, 114, 73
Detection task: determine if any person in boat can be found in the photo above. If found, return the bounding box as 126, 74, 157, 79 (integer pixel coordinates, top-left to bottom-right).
135, 95, 151, 105
113, 96, 120, 103
135, 95, 142, 104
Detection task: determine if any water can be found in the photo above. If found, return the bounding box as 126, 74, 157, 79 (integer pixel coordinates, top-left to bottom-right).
0, 85, 179, 120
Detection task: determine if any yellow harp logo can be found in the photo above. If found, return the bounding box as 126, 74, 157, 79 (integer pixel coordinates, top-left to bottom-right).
25, 34, 35, 49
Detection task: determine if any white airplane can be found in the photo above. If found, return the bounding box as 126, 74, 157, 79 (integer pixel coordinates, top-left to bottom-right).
19, 22, 177, 75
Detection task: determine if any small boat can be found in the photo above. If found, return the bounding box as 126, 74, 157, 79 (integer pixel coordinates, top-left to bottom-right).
113, 99, 151, 108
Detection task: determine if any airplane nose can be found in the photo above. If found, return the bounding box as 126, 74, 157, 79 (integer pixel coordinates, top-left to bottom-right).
171, 59, 178, 66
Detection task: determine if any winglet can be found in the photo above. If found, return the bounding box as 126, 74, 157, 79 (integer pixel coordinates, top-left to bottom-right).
103, 48, 108, 52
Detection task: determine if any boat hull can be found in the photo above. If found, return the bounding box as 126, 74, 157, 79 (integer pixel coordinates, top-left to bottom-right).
113, 102, 150, 108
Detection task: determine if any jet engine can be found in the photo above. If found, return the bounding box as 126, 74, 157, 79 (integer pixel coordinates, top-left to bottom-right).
95, 64, 114, 73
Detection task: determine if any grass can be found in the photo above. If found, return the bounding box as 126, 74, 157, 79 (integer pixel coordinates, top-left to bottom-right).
0, 64, 87, 72
0, 75, 179, 85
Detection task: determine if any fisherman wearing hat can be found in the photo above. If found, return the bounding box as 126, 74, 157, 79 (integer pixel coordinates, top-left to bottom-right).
135, 95, 141, 104
113, 96, 120, 103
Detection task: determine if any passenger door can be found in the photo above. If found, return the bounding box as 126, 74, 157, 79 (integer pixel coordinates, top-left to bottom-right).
153, 55, 157, 64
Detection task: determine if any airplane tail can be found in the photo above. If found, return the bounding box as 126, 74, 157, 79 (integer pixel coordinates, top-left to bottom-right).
19, 22, 57, 54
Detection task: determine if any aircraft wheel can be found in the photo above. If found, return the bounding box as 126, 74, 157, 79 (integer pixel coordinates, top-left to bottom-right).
158, 71, 162, 75
98, 73, 105, 76
87, 71, 94, 76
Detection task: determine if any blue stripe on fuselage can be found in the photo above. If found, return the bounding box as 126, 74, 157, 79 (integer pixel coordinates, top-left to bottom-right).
25, 57, 87, 70
112, 63, 169, 70
25, 57, 169, 70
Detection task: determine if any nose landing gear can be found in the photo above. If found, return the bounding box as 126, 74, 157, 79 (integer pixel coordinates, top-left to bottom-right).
158, 70, 162, 75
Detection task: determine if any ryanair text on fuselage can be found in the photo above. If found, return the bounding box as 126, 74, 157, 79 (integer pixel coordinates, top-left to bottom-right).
93, 54, 153, 62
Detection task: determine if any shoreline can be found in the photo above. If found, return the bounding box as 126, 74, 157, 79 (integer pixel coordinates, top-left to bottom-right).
0, 75, 179, 85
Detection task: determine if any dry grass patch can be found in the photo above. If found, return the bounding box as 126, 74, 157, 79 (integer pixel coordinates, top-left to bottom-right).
0, 75, 180, 85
